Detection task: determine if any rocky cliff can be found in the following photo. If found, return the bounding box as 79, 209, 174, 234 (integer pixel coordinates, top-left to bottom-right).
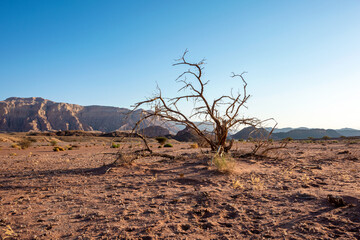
0, 97, 173, 132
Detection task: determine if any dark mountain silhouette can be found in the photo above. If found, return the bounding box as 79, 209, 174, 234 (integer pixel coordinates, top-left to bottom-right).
232, 127, 344, 140
272, 129, 341, 140
173, 126, 200, 142
231, 126, 270, 140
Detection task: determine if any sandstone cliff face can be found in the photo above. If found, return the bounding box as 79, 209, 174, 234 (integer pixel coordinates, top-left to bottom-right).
0, 97, 171, 132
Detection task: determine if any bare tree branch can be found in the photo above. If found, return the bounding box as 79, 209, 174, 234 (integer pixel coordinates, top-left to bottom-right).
131, 51, 268, 154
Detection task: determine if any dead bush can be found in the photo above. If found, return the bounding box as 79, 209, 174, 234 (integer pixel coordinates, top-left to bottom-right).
18, 139, 32, 149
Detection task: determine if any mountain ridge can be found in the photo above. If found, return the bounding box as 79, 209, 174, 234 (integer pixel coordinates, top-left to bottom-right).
1, 97, 359, 139
0, 97, 178, 133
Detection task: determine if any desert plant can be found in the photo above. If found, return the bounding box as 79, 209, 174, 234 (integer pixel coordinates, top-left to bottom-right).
111, 143, 120, 148
50, 140, 57, 146
283, 137, 293, 141
164, 143, 173, 148
250, 174, 264, 190
3, 225, 17, 239
155, 137, 167, 145
190, 143, 199, 149
232, 179, 244, 189
212, 152, 235, 173
18, 139, 32, 149
53, 146, 65, 151
11, 143, 20, 149
322, 135, 331, 140
132, 51, 266, 155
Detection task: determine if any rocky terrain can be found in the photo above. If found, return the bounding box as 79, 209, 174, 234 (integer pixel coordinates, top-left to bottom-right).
0, 133, 359, 239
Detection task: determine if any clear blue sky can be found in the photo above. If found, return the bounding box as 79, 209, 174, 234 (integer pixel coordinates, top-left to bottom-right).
1, 0, 359, 129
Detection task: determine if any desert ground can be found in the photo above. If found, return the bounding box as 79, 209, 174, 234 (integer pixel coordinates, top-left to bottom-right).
0, 133, 359, 239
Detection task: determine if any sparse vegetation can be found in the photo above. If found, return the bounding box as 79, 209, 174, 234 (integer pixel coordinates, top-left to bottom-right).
11, 143, 20, 149
163, 143, 173, 148
250, 174, 265, 190
111, 143, 120, 148
232, 179, 244, 189
50, 140, 57, 146
3, 225, 18, 239
212, 152, 235, 174
155, 137, 167, 145
53, 146, 65, 151
190, 143, 199, 149
18, 139, 32, 149
283, 137, 293, 141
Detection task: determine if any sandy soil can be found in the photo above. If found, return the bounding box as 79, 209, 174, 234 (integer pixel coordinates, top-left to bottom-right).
0, 136, 359, 239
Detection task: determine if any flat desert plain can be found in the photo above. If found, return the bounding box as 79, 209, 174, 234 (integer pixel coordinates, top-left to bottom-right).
0, 134, 359, 239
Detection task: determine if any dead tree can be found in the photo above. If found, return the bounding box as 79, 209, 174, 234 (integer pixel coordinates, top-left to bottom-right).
132, 50, 262, 154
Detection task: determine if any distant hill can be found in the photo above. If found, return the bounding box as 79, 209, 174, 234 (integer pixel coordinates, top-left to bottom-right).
0, 97, 179, 133
272, 129, 341, 140
232, 127, 344, 140
336, 128, 360, 137
231, 127, 270, 140
265, 127, 360, 138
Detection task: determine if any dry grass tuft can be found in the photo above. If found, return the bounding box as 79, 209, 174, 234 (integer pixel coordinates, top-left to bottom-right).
3, 225, 17, 239
53, 146, 66, 152
11, 143, 20, 149
212, 153, 235, 174
190, 143, 199, 149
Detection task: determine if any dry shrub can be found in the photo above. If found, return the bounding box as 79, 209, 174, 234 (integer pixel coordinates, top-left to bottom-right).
18, 139, 32, 149
155, 137, 167, 145
190, 143, 199, 149
232, 179, 244, 189
250, 174, 265, 190
111, 143, 120, 148
212, 153, 235, 174
53, 146, 65, 152
11, 143, 20, 149
3, 225, 17, 239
